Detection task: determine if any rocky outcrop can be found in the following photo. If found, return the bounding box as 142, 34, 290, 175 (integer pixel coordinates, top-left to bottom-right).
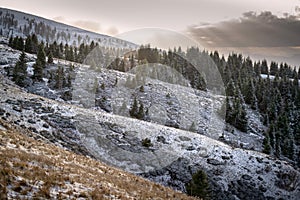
1, 74, 299, 199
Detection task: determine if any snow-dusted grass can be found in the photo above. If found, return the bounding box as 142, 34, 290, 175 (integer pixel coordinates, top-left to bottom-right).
0, 119, 195, 199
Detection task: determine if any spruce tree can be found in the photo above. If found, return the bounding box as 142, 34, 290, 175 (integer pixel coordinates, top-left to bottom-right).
186, 170, 210, 199
13, 51, 27, 87
25, 36, 33, 53
129, 97, 138, 118
54, 66, 65, 89
33, 44, 46, 81
137, 103, 145, 120
47, 51, 53, 64
263, 132, 271, 154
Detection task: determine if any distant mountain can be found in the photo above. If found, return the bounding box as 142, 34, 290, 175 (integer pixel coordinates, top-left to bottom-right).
0, 7, 137, 49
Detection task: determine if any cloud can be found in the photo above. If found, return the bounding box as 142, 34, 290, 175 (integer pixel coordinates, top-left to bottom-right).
52, 16, 66, 22
52, 16, 120, 36
187, 11, 300, 48
72, 20, 102, 33
106, 26, 118, 35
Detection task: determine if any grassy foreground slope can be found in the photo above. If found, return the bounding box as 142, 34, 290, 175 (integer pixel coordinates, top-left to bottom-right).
0, 120, 195, 200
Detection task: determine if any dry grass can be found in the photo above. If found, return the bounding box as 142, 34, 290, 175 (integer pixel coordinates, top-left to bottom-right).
0, 119, 197, 199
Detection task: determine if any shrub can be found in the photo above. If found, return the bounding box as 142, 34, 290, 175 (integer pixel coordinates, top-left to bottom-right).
141, 138, 152, 148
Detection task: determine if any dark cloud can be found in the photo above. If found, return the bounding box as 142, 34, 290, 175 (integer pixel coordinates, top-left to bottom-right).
187, 11, 300, 48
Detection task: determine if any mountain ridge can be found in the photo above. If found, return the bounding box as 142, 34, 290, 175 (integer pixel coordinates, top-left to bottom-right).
0, 7, 137, 48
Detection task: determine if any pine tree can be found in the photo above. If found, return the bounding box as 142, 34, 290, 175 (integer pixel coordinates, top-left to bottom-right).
226, 79, 235, 97
269, 61, 278, 76
16, 37, 24, 51
31, 34, 39, 54
8, 36, 13, 47
261, 59, 268, 75
13, 51, 27, 87
33, 44, 46, 81
37, 44, 46, 66
263, 132, 271, 154
186, 170, 210, 199
47, 51, 53, 64
54, 65, 65, 89
137, 103, 145, 120
25, 36, 33, 53
129, 97, 138, 118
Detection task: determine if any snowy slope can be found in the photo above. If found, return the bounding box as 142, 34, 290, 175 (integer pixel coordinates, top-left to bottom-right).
0, 7, 138, 49
0, 36, 299, 199
0, 73, 299, 199
0, 119, 195, 200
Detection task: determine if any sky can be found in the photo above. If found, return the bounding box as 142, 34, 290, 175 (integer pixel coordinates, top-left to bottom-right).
1, 0, 300, 65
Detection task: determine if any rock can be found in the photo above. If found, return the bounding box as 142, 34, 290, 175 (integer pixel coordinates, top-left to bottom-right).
213, 168, 224, 176
259, 185, 267, 192
0, 108, 5, 116
256, 157, 263, 163
229, 179, 265, 200
28, 127, 37, 133
178, 136, 191, 141
157, 136, 167, 144
221, 155, 231, 160
186, 146, 195, 151
13, 106, 21, 112
28, 119, 36, 124
242, 174, 252, 180
207, 158, 225, 166
275, 170, 298, 192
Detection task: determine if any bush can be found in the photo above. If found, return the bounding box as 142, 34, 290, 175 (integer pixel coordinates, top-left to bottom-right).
141, 138, 152, 148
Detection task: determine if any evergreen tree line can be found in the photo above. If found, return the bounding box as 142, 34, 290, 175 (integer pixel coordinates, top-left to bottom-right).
11, 41, 73, 91
7, 34, 127, 66
0, 11, 18, 30
211, 51, 300, 166
108, 45, 207, 91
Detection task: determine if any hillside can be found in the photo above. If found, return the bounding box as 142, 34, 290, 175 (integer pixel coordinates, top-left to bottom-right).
0, 7, 137, 49
0, 119, 195, 199
0, 8, 300, 199
0, 59, 299, 199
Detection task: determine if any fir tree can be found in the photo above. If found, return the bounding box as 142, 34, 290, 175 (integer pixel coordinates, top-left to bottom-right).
263, 132, 271, 154
33, 44, 46, 81
137, 103, 145, 120
129, 97, 138, 118
13, 51, 27, 87
47, 51, 53, 64
25, 36, 33, 53
186, 170, 210, 199
54, 65, 65, 89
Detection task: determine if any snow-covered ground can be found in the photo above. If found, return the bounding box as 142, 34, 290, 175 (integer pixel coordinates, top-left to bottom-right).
1, 73, 299, 199
261, 73, 300, 85
0, 37, 299, 199
0, 7, 138, 49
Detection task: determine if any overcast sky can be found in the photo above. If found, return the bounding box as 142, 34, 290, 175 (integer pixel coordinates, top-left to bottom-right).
1, 0, 300, 65
0, 0, 298, 34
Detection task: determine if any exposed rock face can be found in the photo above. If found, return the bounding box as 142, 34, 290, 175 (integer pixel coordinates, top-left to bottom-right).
1, 74, 300, 200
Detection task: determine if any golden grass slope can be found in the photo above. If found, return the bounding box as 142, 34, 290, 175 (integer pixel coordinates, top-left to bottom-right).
0, 119, 196, 200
